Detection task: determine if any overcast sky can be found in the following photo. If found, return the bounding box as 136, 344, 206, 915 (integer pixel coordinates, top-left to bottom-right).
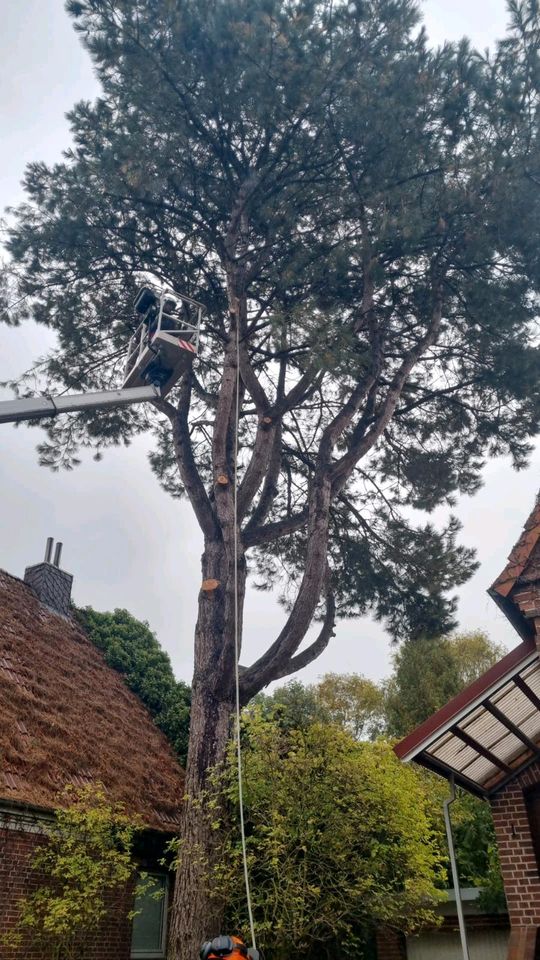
1, 0, 538, 688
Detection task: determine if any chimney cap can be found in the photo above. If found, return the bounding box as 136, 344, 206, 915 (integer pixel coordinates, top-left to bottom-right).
43, 538, 64, 569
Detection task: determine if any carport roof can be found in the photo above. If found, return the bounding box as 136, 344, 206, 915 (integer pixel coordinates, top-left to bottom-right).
396, 494, 540, 798
395, 638, 540, 798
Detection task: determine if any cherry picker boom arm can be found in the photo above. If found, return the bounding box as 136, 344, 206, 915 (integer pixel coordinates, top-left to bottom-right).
0, 384, 161, 425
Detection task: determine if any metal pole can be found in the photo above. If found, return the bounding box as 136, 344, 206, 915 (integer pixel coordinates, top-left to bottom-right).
443, 776, 471, 960
0, 384, 160, 425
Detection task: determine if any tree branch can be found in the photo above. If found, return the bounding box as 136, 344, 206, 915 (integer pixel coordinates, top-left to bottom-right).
240, 569, 335, 699
243, 507, 309, 548
154, 375, 219, 540
243, 421, 283, 532
239, 469, 332, 693
264, 587, 336, 687
237, 419, 277, 522
331, 288, 444, 491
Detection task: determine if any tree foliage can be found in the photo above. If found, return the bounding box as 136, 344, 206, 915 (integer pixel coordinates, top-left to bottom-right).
384, 631, 506, 738
263, 632, 508, 912
76, 606, 191, 764
4, 0, 540, 649
254, 678, 328, 731
452, 790, 506, 912
215, 710, 445, 959
315, 672, 386, 740
1, 785, 143, 960
258, 673, 386, 740
383, 631, 507, 911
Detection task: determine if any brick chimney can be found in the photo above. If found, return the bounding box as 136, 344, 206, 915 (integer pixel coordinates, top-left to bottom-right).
24, 538, 73, 617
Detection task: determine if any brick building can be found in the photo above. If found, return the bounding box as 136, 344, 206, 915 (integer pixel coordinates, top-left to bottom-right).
395, 493, 540, 960
0, 544, 185, 959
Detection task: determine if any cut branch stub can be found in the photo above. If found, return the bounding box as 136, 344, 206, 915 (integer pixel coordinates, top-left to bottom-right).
216, 474, 229, 486
201, 578, 221, 593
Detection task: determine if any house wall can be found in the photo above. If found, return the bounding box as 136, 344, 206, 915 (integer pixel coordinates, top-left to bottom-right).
0, 817, 134, 960
375, 928, 406, 958
490, 759, 540, 960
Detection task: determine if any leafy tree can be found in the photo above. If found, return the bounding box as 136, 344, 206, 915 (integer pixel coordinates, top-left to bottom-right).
215, 711, 445, 959
316, 672, 386, 740
384, 631, 507, 910
262, 641, 508, 911
452, 791, 506, 912
2, 785, 144, 960
254, 679, 328, 732
450, 632, 509, 688
76, 606, 191, 764
3, 0, 540, 951
259, 673, 385, 740
384, 631, 506, 738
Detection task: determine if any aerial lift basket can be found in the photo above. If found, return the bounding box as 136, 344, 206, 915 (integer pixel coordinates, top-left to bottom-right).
123, 285, 203, 399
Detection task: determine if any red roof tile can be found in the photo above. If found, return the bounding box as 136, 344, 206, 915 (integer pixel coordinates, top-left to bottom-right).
491, 493, 540, 599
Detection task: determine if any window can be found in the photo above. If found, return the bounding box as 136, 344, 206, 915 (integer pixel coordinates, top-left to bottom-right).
131, 873, 168, 959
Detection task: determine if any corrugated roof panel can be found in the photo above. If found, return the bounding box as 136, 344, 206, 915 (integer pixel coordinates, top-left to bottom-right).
395, 630, 540, 795
522, 663, 540, 695
520, 713, 540, 743
461, 709, 508, 749
492, 688, 535, 726
460, 754, 501, 785
430, 736, 478, 771
487, 731, 529, 765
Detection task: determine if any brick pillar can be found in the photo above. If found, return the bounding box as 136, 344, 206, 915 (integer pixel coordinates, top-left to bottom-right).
375, 928, 406, 959
491, 781, 540, 960
506, 927, 539, 960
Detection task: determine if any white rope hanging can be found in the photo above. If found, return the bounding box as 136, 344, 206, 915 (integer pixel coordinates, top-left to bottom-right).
233, 314, 257, 951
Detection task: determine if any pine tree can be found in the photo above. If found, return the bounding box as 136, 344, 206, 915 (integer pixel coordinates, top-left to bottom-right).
3, 1, 540, 954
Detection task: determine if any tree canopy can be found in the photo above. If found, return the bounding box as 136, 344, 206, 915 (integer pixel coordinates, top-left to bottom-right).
384, 630, 507, 738
258, 672, 386, 739
76, 606, 191, 764
264, 631, 508, 911
5, 0, 540, 647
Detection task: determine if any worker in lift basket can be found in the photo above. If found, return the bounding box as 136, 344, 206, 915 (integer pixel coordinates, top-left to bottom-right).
134, 286, 180, 337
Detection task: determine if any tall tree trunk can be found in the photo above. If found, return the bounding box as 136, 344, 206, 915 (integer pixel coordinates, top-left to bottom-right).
168, 535, 244, 960
168, 683, 232, 960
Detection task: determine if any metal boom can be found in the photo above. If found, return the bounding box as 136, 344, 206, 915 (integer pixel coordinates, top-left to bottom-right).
0, 384, 161, 425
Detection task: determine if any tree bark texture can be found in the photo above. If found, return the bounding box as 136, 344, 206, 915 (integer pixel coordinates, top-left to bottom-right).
169, 538, 246, 960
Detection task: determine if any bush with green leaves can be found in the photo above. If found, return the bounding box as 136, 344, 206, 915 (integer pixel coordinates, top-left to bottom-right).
76, 606, 191, 764
2, 785, 146, 960
214, 711, 445, 959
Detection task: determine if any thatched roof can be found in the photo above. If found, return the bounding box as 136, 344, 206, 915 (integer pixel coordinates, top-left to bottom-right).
0, 570, 184, 831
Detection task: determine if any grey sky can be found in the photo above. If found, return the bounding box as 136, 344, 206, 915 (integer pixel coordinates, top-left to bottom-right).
1, 0, 538, 687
